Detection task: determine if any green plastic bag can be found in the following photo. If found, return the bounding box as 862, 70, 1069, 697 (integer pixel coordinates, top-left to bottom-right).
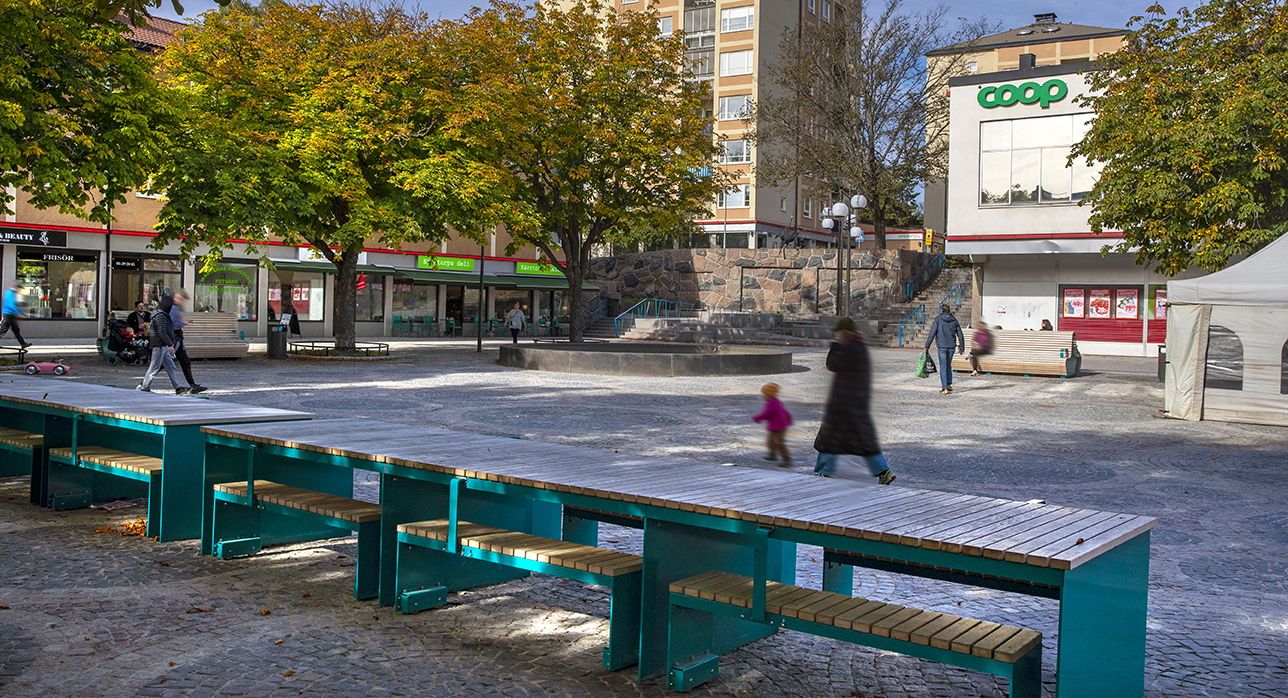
915, 351, 930, 378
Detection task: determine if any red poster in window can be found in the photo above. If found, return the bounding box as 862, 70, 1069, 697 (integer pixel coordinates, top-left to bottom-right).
356, 273, 366, 291
1088, 288, 1112, 318
1062, 288, 1085, 318
1115, 288, 1138, 319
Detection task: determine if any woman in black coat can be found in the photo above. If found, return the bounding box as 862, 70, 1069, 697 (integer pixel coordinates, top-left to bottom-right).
813, 317, 896, 485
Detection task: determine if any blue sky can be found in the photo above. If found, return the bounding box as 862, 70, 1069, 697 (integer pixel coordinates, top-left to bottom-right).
150, 0, 1158, 33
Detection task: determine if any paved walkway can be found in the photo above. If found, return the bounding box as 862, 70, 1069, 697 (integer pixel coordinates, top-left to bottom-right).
1, 341, 1285, 697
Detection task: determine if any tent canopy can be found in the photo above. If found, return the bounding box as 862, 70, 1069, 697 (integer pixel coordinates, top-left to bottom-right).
1168, 234, 1288, 306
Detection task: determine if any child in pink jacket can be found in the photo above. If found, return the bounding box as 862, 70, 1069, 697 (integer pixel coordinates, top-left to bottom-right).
753, 382, 793, 466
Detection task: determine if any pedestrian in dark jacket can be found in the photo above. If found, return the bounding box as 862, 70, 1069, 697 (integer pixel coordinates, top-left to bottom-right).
813, 318, 895, 485
924, 304, 964, 394
138, 296, 183, 394
168, 290, 206, 394
753, 382, 793, 466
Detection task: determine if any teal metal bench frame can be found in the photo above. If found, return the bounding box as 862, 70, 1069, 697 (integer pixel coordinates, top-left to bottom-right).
210, 484, 381, 601
0, 430, 43, 505
666, 589, 1041, 697
395, 478, 643, 671
48, 447, 163, 538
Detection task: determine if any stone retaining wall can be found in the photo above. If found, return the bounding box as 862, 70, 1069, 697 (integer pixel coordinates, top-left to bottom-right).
586, 248, 924, 313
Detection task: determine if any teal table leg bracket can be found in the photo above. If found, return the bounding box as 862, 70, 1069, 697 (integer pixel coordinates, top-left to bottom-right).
399, 586, 448, 614
51, 491, 92, 510
216, 537, 263, 558
669, 652, 719, 692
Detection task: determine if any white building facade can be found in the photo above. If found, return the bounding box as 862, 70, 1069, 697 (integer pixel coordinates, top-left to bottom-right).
945, 61, 1203, 356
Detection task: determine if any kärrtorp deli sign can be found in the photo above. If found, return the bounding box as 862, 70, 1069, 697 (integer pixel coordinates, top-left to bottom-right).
978, 79, 1068, 109
0, 226, 67, 247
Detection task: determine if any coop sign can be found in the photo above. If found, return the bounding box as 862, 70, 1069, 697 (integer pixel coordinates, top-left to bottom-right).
977, 79, 1068, 109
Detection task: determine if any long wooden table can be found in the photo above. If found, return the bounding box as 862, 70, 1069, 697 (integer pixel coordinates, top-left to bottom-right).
0, 377, 313, 540
202, 418, 1155, 697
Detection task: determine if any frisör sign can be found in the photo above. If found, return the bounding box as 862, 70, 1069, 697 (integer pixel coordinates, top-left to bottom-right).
978, 79, 1068, 109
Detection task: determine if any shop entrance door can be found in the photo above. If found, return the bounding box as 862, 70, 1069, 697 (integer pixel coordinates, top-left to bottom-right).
446, 286, 464, 330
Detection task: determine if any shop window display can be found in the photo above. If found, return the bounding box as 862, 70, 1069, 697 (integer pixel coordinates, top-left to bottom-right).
17, 251, 98, 319
393, 282, 436, 318
268, 269, 325, 321
195, 261, 257, 319
355, 276, 384, 322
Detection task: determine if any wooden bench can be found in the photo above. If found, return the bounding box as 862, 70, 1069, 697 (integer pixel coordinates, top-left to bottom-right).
180, 313, 248, 360
0, 426, 42, 476
396, 518, 642, 671
211, 480, 381, 600
951, 329, 1079, 378
48, 446, 163, 535
666, 571, 1042, 697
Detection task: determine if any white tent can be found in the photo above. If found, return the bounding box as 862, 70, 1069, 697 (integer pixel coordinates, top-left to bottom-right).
1165, 234, 1288, 426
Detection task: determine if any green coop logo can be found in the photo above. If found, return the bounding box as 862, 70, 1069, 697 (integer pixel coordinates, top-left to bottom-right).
977, 79, 1068, 109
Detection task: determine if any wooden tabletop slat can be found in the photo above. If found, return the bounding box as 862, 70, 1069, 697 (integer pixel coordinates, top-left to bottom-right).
0, 377, 311, 426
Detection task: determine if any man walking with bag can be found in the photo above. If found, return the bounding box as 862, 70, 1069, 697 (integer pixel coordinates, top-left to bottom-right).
924, 303, 964, 395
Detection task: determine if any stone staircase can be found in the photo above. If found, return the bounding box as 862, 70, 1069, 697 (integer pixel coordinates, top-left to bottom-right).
867, 268, 973, 348
581, 317, 621, 339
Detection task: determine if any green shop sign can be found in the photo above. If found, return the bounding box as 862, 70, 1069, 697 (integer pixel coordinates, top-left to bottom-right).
978, 79, 1068, 109
418, 255, 476, 272
516, 261, 565, 276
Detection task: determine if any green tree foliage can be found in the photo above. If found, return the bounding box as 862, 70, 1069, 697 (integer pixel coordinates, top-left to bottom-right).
452, 1, 726, 341
154, 2, 506, 351
0, 0, 176, 221
1073, 0, 1288, 274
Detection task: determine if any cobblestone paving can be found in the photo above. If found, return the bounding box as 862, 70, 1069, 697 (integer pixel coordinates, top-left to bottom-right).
1, 339, 1286, 697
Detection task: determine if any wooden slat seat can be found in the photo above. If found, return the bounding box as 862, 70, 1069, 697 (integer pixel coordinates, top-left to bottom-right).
399, 518, 642, 576
950, 329, 1079, 378
214, 480, 380, 523
209, 479, 381, 600
49, 446, 162, 476
180, 314, 248, 359
0, 427, 42, 450
667, 571, 1042, 696
395, 518, 643, 671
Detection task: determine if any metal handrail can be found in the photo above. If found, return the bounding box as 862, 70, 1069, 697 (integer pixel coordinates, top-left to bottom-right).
941, 283, 963, 310
613, 298, 697, 336
582, 297, 608, 326
898, 304, 925, 348
904, 252, 946, 301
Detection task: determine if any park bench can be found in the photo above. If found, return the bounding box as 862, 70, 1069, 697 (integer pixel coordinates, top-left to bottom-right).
48, 446, 163, 535
951, 329, 1079, 378
211, 480, 381, 600
180, 313, 248, 360
0, 426, 42, 476
666, 571, 1041, 697
396, 518, 643, 671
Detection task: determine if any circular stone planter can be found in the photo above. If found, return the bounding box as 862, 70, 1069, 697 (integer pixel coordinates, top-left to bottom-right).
499, 342, 792, 376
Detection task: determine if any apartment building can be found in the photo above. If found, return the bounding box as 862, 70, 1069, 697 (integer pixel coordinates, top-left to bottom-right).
923, 13, 1127, 234
628, 0, 880, 250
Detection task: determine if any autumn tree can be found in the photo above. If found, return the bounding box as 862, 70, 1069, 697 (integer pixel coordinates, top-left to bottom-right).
750, 0, 989, 249
451, 0, 725, 342
1072, 0, 1288, 274
153, 2, 506, 352
0, 0, 176, 222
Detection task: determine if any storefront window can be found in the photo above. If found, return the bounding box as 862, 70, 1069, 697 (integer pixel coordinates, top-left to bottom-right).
268, 268, 325, 321
17, 251, 98, 319
110, 256, 180, 311
462, 286, 480, 322
979, 114, 1101, 206
195, 261, 257, 320
143, 258, 181, 306
493, 289, 529, 321
355, 275, 384, 322
393, 282, 436, 318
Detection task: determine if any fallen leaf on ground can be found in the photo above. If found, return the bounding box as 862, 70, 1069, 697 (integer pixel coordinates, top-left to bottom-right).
260, 609, 271, 616
187, 606, 212, 614
169, 661, 175, 667
301, 593, 310, 598
0, 605, 10, 610
282, 670, 295, 677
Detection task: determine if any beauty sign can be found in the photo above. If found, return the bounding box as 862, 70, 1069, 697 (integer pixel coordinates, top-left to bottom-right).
1088, 289, 1112, 318
1062, 288, 1085, 318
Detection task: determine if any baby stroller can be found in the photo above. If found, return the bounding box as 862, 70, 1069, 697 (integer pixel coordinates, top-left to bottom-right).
100, 319, 148, 366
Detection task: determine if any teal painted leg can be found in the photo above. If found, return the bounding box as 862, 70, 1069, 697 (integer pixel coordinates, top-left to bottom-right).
822, 560, 853, 595
562, 513, 599, 546
530, 499, 563, 539
354, 519, 380, 601
603, 571, 641, 671
212, 499, 262, 558
47, 460, 92, 510
201, 443, 246, 556
145, 469, 163, 539
395, 540, 527, 602
1056, 532, 1150, 697
158, 426, 207, 542
1010, 643, 1042, 698
666, 602, 719, 691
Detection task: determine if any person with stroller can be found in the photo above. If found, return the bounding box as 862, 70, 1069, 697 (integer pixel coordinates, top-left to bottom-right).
138, 296, 184, 394
169, 290, 207, 394
0, 282, 31, 350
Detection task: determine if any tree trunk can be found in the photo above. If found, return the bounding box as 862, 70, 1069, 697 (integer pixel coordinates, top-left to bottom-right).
873, 198, 887, 250
331, 242, 362, 353
566, 264, 586, 342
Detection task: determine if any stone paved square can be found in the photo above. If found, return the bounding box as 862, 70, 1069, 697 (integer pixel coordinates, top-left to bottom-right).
1, 339, 1285, 697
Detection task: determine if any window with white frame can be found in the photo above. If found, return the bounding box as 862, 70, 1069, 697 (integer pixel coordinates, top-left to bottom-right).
717, 184, 751, 208
803, 199, 812, 217
808, 0, 815, 14
658, 16, 673, 37
622, 0, 638, 4
780, 197, 787, 211
822, 1, 831, 21
979, 113, 1099, 206
719, 49, 754, 77
719, 139, 751, 164
718, 94, 751, 120
721, 6, 754, 32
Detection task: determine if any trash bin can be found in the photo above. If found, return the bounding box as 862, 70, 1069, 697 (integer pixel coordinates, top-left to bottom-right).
1157, 345, 1166, 382
268, 325, 288, 359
